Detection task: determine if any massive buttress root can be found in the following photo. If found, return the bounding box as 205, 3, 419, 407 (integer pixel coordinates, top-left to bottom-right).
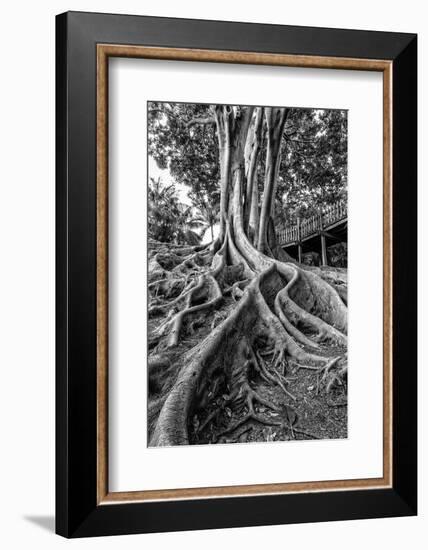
148, 230, 347, 446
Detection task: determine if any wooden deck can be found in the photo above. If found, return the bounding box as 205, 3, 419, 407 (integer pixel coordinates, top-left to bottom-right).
276, 200, 347, 265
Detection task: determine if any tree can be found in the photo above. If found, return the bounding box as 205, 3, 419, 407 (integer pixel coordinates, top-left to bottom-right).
148, 102, 220, 220
148, 177, 202, 245
192, 198, 219, 243
148, 103, 348, 446
173, 203, 204, 246
275, 108, 347, 226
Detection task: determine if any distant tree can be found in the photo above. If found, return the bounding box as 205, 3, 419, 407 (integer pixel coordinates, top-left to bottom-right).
174, 203, 204, 246
148, 102, 220, 228
148, 177, 202, 245
191, 195, 220, 243
148, 177, 178, 242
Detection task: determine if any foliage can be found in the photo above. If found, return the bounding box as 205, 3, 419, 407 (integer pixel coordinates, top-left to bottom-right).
148, 177, 203, 245
275, 108, 347, 226
148, 102, 347, 231
148, 102, 220, 227
192, 200, 219, 242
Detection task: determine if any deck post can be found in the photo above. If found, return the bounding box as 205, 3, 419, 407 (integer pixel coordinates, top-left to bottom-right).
297, 217, 302, 263
279, 200, 346, 261
320, 234, 328, 266
318, 209, 327, 266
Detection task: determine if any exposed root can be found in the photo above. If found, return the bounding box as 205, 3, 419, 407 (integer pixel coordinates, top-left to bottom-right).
166, 274, 223, 347
325, 364, 348, 394
254, 349, 296, 401
285, 426, 320, 440
150, 273, 223, 348
275, 263, 348, 347
215, 412, 280, 440
148, 276, 196, 316
333, 283, 348, 305
149, 231, 348, 446
223, 279, 249, 302
215, 380, 282, 440
318, 356, 341, 381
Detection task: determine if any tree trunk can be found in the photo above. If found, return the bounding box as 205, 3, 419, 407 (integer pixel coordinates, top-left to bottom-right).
213, 105, 232, 241
245, 107, 264, 245
258, 108, 289, 254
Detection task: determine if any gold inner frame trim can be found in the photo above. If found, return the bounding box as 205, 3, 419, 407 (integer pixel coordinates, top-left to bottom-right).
96, 44, 393, 505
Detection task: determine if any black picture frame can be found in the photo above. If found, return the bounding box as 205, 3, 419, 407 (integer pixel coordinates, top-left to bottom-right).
56, 11, 417, 538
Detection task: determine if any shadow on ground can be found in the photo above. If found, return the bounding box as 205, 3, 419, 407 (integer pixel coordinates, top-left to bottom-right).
24, 515, 55, 533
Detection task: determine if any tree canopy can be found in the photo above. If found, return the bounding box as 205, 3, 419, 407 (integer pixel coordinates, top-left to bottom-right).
148, 102, 220, 233
148, 101, 347, 243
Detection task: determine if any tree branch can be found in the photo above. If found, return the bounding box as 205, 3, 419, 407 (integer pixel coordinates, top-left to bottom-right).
285, 137, 317, 144
186, 116, 216, 128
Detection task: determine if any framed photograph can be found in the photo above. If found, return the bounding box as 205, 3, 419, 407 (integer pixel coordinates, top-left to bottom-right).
56, 11, 417, 537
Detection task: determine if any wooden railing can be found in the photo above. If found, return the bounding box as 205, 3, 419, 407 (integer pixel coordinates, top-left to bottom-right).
276, 199, 347, 245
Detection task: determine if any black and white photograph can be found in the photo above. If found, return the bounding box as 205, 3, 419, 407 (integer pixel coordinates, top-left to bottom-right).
147, 101, 348, 447
0, 0, 420, 545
